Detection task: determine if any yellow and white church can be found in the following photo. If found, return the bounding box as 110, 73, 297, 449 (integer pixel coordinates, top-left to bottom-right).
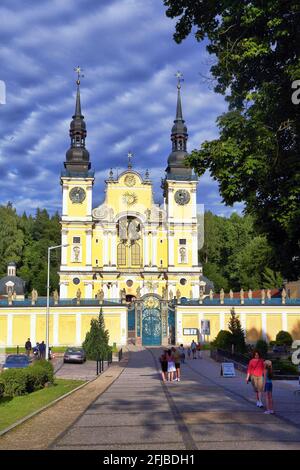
0, 76, 300, 348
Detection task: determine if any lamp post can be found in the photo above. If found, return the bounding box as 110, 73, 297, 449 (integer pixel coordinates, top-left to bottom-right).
46, 244, 69, 361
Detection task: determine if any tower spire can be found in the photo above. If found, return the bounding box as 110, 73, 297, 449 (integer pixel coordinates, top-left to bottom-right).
64, 67, 91, 174
166, 72, 192, 178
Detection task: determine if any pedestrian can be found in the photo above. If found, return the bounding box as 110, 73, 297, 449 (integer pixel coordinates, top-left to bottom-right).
178, 344, 185, 363
39, 341, 46, 360
196, 342, 202, 359
33, 342, 40, 359
246, 350, 265, 408
187, 347, 192, 360
264, 360, 274, 414
191, 340, 197, 359
166, 349, 176, 382
173, 347, 181, 382
25, 338, 32, 357
159, 350, 168, 382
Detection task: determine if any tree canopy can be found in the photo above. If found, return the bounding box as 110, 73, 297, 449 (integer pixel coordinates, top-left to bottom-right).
164, 0, 300, 280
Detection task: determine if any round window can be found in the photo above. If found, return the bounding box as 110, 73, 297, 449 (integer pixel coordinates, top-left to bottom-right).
126, 280, 133, 287
180, 278, 187, 285
73, 277, 80, 285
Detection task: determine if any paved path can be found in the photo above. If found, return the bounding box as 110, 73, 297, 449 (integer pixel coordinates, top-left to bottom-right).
54, 359, 109, 381
52, 347, 300, 450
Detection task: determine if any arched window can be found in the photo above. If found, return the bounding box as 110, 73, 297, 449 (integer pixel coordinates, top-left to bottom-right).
131, 242, 140, 266
117, 243, 126, 266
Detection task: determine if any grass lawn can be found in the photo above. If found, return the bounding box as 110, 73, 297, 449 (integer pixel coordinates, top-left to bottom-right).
0, 378, 85, 432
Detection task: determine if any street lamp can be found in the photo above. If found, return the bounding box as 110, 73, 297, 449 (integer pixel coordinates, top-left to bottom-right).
46, 244, 69, 361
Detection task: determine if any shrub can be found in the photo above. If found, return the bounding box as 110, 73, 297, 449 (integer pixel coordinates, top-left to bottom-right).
275, 331, 293, 347
33, 359, 54, 383
255, 339, 268, 357
211, 330, 233, 350
272, 360, 298, 375
26, 366, 49, 392
1, 369, 28, 397
0, 381, 4, 398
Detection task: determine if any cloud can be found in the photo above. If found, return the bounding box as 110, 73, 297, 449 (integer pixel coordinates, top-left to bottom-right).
0, 0, 236, 217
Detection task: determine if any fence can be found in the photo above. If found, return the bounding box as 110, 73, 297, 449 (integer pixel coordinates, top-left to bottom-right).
96, 350, 113, 375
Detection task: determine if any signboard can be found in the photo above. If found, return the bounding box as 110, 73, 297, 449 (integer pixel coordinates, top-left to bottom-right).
201, 320, 210, 336
221, 362, 235, 377
183, 328, 198, 336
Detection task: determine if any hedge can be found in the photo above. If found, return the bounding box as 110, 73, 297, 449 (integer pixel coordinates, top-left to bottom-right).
0, 359, 55, 397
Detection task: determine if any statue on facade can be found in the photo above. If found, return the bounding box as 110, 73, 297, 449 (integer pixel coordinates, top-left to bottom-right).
281, 287, 287, 304
199, 288, 204, 303
220, 288, 225, 304
73, 245, 80, 262
209, 289, 214, 301
53, 289, 59, 305
76, 288, 81, 304
261, 288, 266, 303
31, 288, 38, 305
176, 289, 181, 303
121, 288, 127, 304
7, 289, 13, 305
169, 289, 174, 301
136, 286, 141, 300
97, 289, 104, 304
128, 219, 141, 241
248, 289, 253, 300
267, 289, 271, 300
240, 288, 244, 303
229, 289, 234, 299
179, 247, 186, 264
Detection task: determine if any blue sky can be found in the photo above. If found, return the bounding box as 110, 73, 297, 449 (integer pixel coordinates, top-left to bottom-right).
0, 0, 244, 217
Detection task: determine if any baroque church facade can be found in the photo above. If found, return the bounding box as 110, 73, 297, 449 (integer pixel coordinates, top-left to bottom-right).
59, 76, 210, 304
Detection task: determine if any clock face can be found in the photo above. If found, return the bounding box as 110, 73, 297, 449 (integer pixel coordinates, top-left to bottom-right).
69, 187, 86, 204
174, 189, 190, 205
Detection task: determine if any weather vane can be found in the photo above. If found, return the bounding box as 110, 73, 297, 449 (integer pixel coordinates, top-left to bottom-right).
127, 151, 133, 169
74, 66, 84, 85
175, 71, 184, 89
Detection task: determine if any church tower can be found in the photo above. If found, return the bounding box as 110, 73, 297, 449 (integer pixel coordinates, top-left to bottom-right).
59, 69, 94, 299
163, 73, 201, 299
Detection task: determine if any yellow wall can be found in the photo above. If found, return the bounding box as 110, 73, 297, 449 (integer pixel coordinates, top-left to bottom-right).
266, 314, 282, 341
205, 315, 220, 341
58, 315, 76, 345
12, 315, 30, 346
103, 314, 121, 345
246, 314, 262, 342
0, 316, 7, 344
81, 314, 98, 342
182, 314, 198, 343
36, 315, 53, 345
288, 315, 300, 339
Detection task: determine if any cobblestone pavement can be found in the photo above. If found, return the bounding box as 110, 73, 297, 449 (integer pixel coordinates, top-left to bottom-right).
54, 359, 108, 381
51, 347, 300, 450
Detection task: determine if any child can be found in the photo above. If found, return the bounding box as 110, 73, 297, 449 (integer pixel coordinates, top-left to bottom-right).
264, 360, 274, 414
187, 347, 192, 360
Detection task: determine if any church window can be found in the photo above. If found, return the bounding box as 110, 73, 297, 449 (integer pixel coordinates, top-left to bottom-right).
180, 278, 187, 285
95, 259, 98, 265
73, 237, 81, 244
179, 239, 186, 245
117, 243, 126, 265
73, 277, 80, 285
126, 280, 133, 287
131, 242, 140, 265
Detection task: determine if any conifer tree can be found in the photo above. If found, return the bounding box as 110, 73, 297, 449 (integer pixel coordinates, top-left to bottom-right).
228, 308, 246, 353
82, 308, 111, 360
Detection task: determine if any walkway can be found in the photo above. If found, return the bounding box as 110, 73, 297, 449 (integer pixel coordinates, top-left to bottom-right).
51, 347, 300, 450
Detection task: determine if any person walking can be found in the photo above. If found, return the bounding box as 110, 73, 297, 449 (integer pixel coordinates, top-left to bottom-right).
187, 346, 192, 360
166, 349, 176, 382
178, 344, 185, 364
25, 338, 32, 357
173, 347, 181, 382
264, 360, 274, 414
246, 350, 265, 408
191, 340, 197, 359
196, 342, 202, 359
159, 350, 168, 382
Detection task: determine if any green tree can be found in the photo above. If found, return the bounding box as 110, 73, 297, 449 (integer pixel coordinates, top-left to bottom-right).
228, 308, 246, 353
82, 309, 111, 360
0, 204, 24, 277
275, 330, 293, 346
164, 0, 300, 280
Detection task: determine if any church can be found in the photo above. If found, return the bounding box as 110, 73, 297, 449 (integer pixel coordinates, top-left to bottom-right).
59, 74, 211, 305
0, 75, 299, 349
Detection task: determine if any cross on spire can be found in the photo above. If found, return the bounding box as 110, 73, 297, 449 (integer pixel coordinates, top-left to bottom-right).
74, 66, 84, 86
127, 151, 133, 169
175, 71, 184, 89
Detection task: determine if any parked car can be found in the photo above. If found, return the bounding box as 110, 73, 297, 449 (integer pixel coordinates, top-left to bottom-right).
63, 347, 86, 364
2, 354, 31, 370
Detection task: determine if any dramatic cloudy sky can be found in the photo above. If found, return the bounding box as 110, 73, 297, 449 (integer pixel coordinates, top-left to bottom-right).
0, 0, 244, 217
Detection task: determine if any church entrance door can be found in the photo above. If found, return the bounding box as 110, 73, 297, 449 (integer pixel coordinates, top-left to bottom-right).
141, 296, 161, 346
